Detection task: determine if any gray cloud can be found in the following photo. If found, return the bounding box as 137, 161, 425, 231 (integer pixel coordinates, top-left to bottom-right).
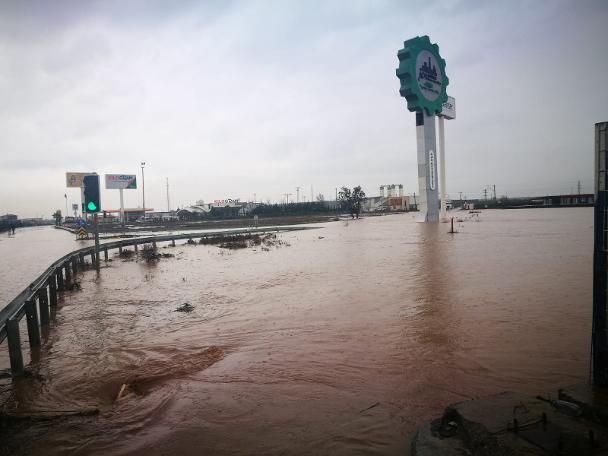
0, 0, 606, 216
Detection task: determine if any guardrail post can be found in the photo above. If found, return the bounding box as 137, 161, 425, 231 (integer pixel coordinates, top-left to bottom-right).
79, 253, 85, 265
64, 262, 71, 285
49, 275, 57, 306
171, 239, 176, 247
104, 248, 108, 261
71, 256, 78, 275
134, 243, 138, 252
24, 299, 41, 347
119, 246, 123, 254
152, 241, 157, 249
38, 288, 50, 326
56, 268, 64, 291
90, 251, 95, 264
7, 319, 24, 376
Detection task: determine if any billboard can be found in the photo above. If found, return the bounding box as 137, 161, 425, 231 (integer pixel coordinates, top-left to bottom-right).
105, 174, 137, 190
66, 172, 93, 188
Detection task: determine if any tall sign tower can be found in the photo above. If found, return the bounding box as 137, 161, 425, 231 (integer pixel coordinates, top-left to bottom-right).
594, 121, 608, 386
396, 36, 449, 222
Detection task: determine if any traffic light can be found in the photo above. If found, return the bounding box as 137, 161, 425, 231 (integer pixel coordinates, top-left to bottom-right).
83, 175, 101, 213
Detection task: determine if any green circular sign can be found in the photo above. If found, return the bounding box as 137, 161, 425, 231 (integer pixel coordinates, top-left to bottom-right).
396, 35, 449, 115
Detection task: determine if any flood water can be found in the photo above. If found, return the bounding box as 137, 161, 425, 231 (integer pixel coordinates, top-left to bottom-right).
0, 226, 94, 304
0, 208, 593, 455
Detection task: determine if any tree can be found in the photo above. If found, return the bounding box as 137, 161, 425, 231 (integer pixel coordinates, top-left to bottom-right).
52, 210, 62, 226
338, 185, 366, 219
315, 193, 325, 202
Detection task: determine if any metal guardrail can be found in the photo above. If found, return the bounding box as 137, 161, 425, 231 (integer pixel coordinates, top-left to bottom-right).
0, 227, 303, 374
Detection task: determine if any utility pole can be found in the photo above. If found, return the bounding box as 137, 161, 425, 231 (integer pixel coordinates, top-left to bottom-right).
493, 184, 497, 200
413, 192, 417, 210
483, 188, 488, 200
283, 193, 292, 204
335, 188, 338, 201
166, 178, 170, 212
578, 180, 581, 195
458, 191, 463, 203
311, 185, 313, 202
296, 186, 300, 203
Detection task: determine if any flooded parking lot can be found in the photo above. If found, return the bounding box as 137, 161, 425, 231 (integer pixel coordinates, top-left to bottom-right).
0, 208, 593, 455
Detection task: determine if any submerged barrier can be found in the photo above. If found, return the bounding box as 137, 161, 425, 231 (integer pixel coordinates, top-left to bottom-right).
0, 227, 300, 376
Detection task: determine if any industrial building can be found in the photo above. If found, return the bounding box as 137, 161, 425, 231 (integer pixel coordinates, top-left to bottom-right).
538, 194, 594, 206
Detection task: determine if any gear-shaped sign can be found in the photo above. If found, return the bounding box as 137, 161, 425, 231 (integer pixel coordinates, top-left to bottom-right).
396, 35, 449, 116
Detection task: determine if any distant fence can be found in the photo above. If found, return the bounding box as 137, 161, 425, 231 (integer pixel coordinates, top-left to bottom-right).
0, 227, 301, 376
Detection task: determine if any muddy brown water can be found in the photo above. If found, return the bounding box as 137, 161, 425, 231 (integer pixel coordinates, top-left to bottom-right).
0, 209, 593, 455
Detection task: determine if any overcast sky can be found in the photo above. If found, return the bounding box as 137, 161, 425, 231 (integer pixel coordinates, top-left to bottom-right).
1, 0, 607, 217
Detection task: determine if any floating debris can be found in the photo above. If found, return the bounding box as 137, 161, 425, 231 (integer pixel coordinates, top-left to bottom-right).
139, 244, 159, 262
115, 383, 133, 402
359, 401, 380, 414
175, 302, 195, 313
119, 249, 135, 258
138, 244, 174, 262
66, 282, 81, 291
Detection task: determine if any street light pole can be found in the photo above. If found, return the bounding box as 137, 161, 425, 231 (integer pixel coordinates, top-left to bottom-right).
141, 162, 146, 218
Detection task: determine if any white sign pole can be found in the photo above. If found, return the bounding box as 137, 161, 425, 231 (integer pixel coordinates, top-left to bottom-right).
119, 188, 125, 224
438, 115, 447, 221
438, 96, 455, 221
415, 111, 439, 222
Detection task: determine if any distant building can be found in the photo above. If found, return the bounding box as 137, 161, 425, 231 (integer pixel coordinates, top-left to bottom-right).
102, 208, 154, 222
20, 217, 48, 226
361, 196, 411, 213
0, 213, 19, 232
388, 196, 411, 211
362, 196, 388, 213
0, 214, 17, 223
143, 211, 179, 222
539, 194, 594, 207
322, 200, 340, 211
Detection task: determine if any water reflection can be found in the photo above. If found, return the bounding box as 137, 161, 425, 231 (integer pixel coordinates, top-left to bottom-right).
411, 223, 457, 348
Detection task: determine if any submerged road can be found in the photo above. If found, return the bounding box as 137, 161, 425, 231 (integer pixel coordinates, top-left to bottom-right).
0, 226, 92, 304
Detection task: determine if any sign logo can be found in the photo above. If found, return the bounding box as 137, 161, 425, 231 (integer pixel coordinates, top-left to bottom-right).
428, 149, 436, 191
416, 51, 442, 102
